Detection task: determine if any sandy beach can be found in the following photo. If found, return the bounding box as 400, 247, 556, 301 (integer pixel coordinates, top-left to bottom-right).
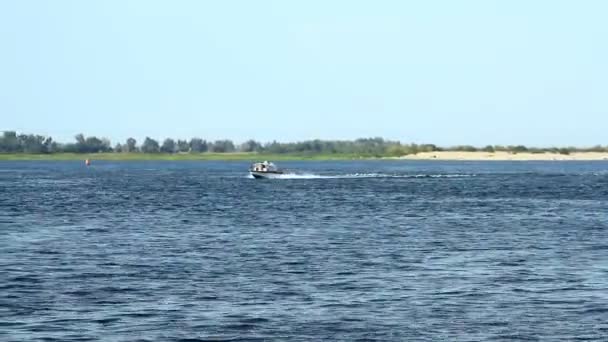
397, 151, 608, 161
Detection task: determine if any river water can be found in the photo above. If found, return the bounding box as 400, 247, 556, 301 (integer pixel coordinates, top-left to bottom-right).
2, 160, 608, 341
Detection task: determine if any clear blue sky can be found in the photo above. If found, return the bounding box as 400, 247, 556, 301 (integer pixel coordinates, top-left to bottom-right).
1, 0, 607, 146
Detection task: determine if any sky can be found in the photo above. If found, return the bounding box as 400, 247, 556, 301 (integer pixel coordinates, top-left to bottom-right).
1, 0, 607, 146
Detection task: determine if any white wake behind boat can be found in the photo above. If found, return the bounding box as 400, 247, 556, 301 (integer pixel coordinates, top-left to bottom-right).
249, 161, 284, 179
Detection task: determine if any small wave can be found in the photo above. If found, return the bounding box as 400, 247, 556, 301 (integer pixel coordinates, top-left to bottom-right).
337, 173, 476, 179
276, 173, 324, 179
248, 172, 475, 179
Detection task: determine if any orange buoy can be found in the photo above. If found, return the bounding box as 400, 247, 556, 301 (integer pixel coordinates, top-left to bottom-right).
85, 159, 91, 166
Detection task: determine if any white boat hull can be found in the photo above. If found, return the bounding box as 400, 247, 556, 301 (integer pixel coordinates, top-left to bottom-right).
250, 171, 284, 179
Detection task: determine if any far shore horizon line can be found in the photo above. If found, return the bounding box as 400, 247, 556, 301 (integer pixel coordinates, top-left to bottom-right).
2, 151, 608, 162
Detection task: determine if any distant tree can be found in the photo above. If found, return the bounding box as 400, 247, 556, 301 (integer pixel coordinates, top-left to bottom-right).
387, 144, 407, 156
0, 131, 20, 152
546, 147, 558, 154
258, 137, 412, 155
42, 137, 55, 153
69, 134, 110, 153
210, 139, 235, 153
62, 143, 78, 153
18, 134, 46, 153
72, 134, 85, 152
407, 143, 419, 154
264, 141, 287, 153
83, 136, 111, 152
189, 138, 208, 153
141, 137, 160, 153
102, 138, 112, 152
450, 145, 477, 152
7, 131, 605, 157
160, 138, 176, 153
419, 144, 437, 153
177, 139, 189, 153
511, 145, 528, 153
125, 138, 137, 152
239, 139, 262, 152
85, 136, 102, 151
587, 145, 605, 153
75, 133, 86, 146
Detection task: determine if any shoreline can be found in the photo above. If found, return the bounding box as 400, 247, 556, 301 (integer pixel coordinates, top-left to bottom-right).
395, 151, 608, 161
0, 153, 361, 161
1, 151, 608, 161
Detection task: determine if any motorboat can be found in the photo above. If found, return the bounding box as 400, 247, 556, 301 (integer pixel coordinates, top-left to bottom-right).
249, 161, 284, 179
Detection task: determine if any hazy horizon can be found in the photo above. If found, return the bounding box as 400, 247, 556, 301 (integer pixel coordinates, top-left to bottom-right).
2, 1, 607, 146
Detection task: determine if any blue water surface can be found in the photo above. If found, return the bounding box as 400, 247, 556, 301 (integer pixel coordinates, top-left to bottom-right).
1, 160, 608, 341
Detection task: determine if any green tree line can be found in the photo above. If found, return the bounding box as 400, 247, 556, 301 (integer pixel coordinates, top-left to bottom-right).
1, 131, 607, 156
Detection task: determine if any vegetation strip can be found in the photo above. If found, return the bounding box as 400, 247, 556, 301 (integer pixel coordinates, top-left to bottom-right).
1, 131, 607, 160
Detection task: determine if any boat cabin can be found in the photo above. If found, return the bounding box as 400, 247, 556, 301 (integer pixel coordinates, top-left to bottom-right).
250, 161, 278, 172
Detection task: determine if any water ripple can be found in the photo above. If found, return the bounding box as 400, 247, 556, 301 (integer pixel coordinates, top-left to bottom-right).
1, 160, 608, 340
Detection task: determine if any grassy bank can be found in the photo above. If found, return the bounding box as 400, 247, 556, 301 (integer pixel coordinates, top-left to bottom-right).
0, 152, 373, 161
